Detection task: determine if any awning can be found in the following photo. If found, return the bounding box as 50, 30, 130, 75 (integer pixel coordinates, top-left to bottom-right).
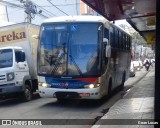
82, 0, 156, 44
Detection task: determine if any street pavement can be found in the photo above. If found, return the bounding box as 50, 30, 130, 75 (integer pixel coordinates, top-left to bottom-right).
0, 66, 154, 128
92, 67, 155, 128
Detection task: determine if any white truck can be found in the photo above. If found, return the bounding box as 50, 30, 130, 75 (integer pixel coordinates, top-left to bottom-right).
0, 22, 39, 101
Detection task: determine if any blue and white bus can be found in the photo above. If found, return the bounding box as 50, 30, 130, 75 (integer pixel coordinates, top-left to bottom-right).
37, 16, 131, 100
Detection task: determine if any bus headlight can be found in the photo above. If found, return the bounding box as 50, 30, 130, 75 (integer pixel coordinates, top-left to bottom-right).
39, 82, 51, 88
7, 72, 15, 81
84, 84, 100, 89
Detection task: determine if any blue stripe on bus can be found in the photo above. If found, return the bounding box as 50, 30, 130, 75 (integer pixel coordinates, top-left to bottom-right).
45, 77, 90, 89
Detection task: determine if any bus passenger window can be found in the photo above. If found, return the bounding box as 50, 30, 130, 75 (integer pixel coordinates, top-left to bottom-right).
126, 36, 129, 50
129, 37, 131, 50
123, 34, 126, 50
118, 31, 121, 49
126, 35, 128, 50
110, 32, 114, 48
115, 29, 118, 48
121, 33, 123, 49
104, 28, 109, 39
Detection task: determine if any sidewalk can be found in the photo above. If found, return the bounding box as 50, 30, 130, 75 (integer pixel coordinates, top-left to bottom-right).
92, 67, 155, 128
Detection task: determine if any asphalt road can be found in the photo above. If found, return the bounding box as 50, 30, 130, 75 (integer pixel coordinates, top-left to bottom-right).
0, 68, 149, 128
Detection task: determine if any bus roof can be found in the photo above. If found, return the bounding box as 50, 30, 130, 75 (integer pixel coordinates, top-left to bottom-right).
43, 16, 108, 24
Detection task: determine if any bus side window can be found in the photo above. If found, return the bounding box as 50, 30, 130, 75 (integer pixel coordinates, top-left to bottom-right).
115, 29, 118, 48
126, 35, 128, 50
118, 31, 121, 49
127, 36, 129, 50
129, 37, 131, 50
122, 34, 124, 50
120, 32, 123, 49
104, 28, 109, 39
113, 27, 116, 48
124, 34, 126, 50
110, 32, 114, 48
103, 28, 109, 67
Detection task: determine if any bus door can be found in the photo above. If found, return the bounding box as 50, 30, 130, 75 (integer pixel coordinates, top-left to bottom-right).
114, 28, 122, 87
110, 28, 117, 89
111, 50, 118, 89
114, 51, 121, 87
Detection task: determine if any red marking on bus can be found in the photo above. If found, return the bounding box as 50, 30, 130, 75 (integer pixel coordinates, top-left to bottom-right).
61, 83, 65, 86
79, 93, 90, 97
75, 77, 98, 83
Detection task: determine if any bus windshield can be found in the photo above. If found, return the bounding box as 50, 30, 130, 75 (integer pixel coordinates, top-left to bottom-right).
38, 23, 101, 77
0, 49, 13, 68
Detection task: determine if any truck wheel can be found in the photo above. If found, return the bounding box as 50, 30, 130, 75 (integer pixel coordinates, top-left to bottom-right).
23, 85, 32, 101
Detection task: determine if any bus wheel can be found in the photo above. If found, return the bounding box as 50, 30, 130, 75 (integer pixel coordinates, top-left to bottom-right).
23, 85, 32, 101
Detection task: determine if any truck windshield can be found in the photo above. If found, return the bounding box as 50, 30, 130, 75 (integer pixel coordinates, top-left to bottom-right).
38, 23, 101, 77
0, 49, 13, 68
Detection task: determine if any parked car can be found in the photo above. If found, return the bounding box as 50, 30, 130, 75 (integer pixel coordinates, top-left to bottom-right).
129, 61, 136, 77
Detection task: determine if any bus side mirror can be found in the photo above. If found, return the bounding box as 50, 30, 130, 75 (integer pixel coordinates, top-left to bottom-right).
32, 35, 39, 39
103, 38, 108, 45
103, 38, 111, 58
106, 45, 111, 58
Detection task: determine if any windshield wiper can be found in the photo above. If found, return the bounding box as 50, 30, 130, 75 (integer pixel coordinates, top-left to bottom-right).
50, 43, 66, 74
69, 54, 83, 76
50, 51, 65, 74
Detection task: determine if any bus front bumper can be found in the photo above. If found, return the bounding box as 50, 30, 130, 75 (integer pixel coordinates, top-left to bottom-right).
38, 86, 102, 99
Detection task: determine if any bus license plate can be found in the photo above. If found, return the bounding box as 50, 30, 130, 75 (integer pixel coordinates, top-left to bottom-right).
79, 93, 90, 97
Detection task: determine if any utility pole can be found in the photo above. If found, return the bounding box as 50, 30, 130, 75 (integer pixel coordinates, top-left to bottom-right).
20, 0, 42, 23
25, 0, 32, 23
5, 5, 9, 22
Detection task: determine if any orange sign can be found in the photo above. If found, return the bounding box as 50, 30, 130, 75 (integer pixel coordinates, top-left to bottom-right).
0, 27, 26, 45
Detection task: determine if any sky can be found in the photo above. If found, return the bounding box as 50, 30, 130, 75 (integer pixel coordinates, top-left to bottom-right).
0, 0, 136, 34
0, 0, 81, 25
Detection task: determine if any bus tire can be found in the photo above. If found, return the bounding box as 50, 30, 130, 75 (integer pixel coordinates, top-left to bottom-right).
23, 84, 32, 101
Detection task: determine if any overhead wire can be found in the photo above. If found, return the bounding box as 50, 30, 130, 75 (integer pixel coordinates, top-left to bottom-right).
46, 0, 69, 16
29, 0, 57, 17
39, 3, 81, 7
5, 0, 56, 18
38, 13, 49, 19
1, 0, 73, 21
5, 0, 71, 17
0, 0, 49, 21
0, 0, 24, 9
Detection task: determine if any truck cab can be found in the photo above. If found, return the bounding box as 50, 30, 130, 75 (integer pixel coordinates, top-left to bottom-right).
0, 46, 36, 101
